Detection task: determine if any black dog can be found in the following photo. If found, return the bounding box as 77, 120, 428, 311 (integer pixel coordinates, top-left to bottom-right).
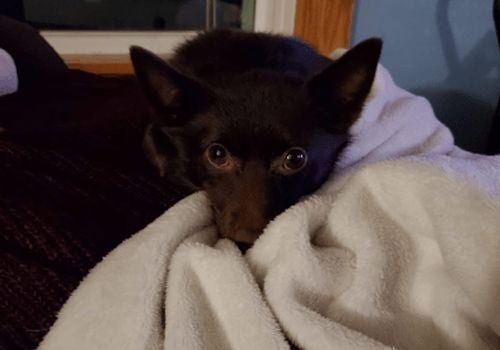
130, 30, 382, 245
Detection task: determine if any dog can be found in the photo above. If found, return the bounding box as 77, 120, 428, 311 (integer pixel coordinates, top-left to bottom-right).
130, 30, 382, 246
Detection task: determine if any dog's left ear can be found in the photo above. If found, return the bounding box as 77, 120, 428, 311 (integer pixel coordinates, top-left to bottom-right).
130, 46, 212, 125
307, 38, 382, 133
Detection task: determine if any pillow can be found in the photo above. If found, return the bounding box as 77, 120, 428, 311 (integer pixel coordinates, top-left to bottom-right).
0, 15, 67, 91
0, 48, 18, 96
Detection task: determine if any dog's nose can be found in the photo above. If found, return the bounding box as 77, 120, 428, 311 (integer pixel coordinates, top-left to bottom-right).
234, 240, 252, 253
232, 229, 261, 246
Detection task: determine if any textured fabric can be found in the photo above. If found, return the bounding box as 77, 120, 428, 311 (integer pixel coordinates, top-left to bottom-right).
0, 72, 190, 350
36, 63, 500, 350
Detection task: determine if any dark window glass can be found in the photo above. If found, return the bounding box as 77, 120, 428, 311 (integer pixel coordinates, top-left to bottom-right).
0, 0, 255, 31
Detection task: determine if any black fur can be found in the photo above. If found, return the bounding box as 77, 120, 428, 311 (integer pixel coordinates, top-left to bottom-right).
130, 30, 382, 244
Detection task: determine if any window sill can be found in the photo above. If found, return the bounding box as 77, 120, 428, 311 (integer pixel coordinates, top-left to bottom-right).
63, 54, 133, 74
62, 53, 170, 75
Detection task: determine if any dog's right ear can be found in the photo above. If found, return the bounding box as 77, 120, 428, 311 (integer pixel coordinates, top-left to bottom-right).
306, 38, 382, 133
130, 46, 211, 125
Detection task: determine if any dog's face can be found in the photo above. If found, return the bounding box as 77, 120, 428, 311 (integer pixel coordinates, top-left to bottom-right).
131, 38, 381, 245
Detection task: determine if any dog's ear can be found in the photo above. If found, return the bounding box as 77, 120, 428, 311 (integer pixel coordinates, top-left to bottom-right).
142, 123, 172, 177
130, 46, 212, 125
307, 38, 382, 133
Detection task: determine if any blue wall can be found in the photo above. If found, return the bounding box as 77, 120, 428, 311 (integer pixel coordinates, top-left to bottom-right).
352, 0, 499, 152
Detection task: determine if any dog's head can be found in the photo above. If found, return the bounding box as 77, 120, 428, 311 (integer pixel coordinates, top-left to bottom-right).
130, 38, 382, 245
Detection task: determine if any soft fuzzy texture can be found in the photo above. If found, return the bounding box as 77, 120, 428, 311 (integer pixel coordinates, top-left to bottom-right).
38, 59, 500, 349
0, 48, 18, 96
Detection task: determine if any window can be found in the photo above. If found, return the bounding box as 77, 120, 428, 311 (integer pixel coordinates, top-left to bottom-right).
3, 0, 254, 31
1, 0, 284, 55
3, 0, 350, 74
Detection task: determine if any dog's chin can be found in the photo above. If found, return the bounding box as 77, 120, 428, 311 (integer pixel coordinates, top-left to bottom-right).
217, 222, 263, 251
219, 228, 260, 244
234, 241, 252, 253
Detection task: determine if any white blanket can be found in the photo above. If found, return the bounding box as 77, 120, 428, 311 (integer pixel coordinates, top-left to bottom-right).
38, 63, 500, 350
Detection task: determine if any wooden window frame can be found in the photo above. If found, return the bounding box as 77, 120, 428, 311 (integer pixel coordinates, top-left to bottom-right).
294, 0, 355, 55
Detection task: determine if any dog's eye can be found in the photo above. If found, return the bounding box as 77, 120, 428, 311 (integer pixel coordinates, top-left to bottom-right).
206, 143, 233, 169
282, 148, 308, 173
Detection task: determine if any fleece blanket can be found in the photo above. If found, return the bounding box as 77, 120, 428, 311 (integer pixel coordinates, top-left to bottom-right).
38, 60, 500, 349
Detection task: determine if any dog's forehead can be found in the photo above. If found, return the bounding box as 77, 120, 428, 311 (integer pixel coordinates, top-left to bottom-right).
196, 109, 315, 160
215, 76, 310, 128
188, 71, 319, 156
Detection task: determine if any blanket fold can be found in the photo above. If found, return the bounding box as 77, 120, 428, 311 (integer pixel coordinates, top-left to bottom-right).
38, 62, 500, 350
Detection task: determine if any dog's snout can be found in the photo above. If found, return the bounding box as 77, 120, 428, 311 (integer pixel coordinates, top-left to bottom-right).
228, 206, 268, 244
217, 209, 266, 245
232, 229, 261, 252
233, 228, 261, 245
210, 160, 273, 246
